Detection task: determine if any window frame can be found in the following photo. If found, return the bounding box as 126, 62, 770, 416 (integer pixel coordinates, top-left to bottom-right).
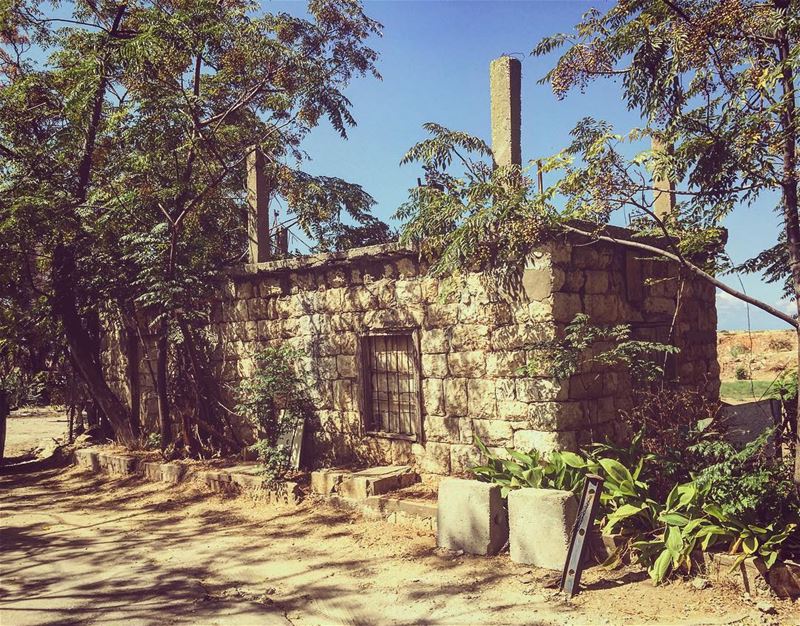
359, 328, 423, 442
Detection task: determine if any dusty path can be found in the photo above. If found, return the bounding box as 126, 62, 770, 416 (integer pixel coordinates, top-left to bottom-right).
1, 466, 795, 626
3, 407, 68, 461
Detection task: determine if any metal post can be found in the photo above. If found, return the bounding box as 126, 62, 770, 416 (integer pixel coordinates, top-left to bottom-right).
560, 474, 604, 598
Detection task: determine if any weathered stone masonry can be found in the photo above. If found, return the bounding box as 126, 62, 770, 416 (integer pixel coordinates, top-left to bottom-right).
104, 55, 718, 475
106, 232, 718, 476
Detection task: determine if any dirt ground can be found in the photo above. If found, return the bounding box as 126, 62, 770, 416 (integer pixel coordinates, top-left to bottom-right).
717, 330, 797, 382
3, 406, 69, 461
2, 463, 797, 626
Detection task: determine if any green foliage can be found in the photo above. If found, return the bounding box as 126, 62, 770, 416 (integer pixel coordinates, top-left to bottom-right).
471, 428, 799, 585
471, 435, 586, 497
235, 346, 309, 480
398, 0, 800, 336
0, 0, 386, 447
692, 430, 799, 527
734, 365, 750, 381
516, 313, 679, 383
145, 432, 161, 451
772, 369, 798, 404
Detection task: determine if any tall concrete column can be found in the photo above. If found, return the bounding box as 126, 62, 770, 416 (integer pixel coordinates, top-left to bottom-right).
490, 56, 522, 168
246, 147, 271, 264
652, 137, 675, 220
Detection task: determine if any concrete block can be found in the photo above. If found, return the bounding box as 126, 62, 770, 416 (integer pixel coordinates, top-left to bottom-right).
337, 466, 417, 500
437, 478, 508, 555
310, 469, 349, 495
508, 487, 578, 570
160, 463, 186, 484
141, 462, 162, 481
98, 452, 137, 476
74, 449, 100, 471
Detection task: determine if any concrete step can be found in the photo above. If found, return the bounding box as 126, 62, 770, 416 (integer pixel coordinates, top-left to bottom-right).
311, 465, 419, 500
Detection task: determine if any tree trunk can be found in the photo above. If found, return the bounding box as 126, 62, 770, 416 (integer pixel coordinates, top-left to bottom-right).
0, 389, 8, 467
51, 243, 135, 445
123, 314, 142, 439
155, 327, 172, 451
775, 23, 800, 483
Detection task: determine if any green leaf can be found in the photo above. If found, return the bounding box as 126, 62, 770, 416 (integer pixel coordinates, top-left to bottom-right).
742, 535, 758, 555
659, 513, 690, 527
559, 451, 585, 468
598, 458, 632, 483
650, 549, 672, 584
666, 526, 684, 559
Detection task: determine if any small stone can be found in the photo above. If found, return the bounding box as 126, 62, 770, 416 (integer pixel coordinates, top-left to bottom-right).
691, 577, 710, 590
756, 601, 776, 614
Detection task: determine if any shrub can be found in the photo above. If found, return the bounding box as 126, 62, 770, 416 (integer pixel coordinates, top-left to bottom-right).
236, 346, 311, 480
729, 343, 750, 358
617, 387, 724, 500
734, 365, 750, 380
470, 428, 799, 584
768, 337, 793, 352
691, 430, 799, 527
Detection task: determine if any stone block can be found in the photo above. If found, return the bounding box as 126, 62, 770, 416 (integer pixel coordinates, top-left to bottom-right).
450, 325, 490, 351
444, 378, 468, 416
337, 466, 418, 500
472, 419, 513, 446
513, 429, 577, 454
467, 379, 496, 417
423, 378, 445, 416
448, 351, 486, 377
424, 415, 460, 443
521, 267, 552, 302
425, 303, 458, 328
485, 351, 526, 377
310, 468, 350, 495
336, 355, 358, 379
420, 328, 449, 353
74, 448, 100, 471
160, 463, 186, 484
141, 462, 162, 481
98, 452, 137, 476
437, 478, 508, 555
419, 442, 452, 474
449, 443, 483, 474
422, 354, 448, 378
508, 488, 578, 570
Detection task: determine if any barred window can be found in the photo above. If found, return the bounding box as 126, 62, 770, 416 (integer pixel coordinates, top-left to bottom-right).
361, 332, 421, 440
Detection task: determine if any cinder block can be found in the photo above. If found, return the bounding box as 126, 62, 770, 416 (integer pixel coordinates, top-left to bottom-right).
508, 487, 578, 570
437, 478, 508, 555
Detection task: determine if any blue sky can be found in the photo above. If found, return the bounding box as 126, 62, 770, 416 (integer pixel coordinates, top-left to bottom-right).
267, 0, 794, 331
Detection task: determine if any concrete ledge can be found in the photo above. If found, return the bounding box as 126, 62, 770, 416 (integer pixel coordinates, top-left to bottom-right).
72, 449, 301, 504
97, 452, 137, 476
437, 478, 508, 555
328, 493, 437, 531
311, 466, 418, 499
508, 487, 577, 570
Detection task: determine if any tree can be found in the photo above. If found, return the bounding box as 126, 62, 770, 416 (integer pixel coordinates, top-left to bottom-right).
0, 0, 387, 451
397, 1, 800, 479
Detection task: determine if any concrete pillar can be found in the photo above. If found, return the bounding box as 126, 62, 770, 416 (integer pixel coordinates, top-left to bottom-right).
490, 56, 522, 168
652, 137, 675, 220
246, 147, 271, 264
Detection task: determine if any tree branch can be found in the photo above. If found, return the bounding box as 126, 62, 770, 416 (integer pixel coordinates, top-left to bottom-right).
561, 223, 799, 328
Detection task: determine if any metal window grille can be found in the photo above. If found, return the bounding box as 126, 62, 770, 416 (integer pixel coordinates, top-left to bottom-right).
362, 332, 421, 440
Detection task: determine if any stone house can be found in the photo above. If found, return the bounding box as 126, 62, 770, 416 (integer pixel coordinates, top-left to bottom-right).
104, 57, 718, 475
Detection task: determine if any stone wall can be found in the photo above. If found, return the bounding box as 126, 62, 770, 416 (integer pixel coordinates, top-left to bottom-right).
104, 236, 718, 475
